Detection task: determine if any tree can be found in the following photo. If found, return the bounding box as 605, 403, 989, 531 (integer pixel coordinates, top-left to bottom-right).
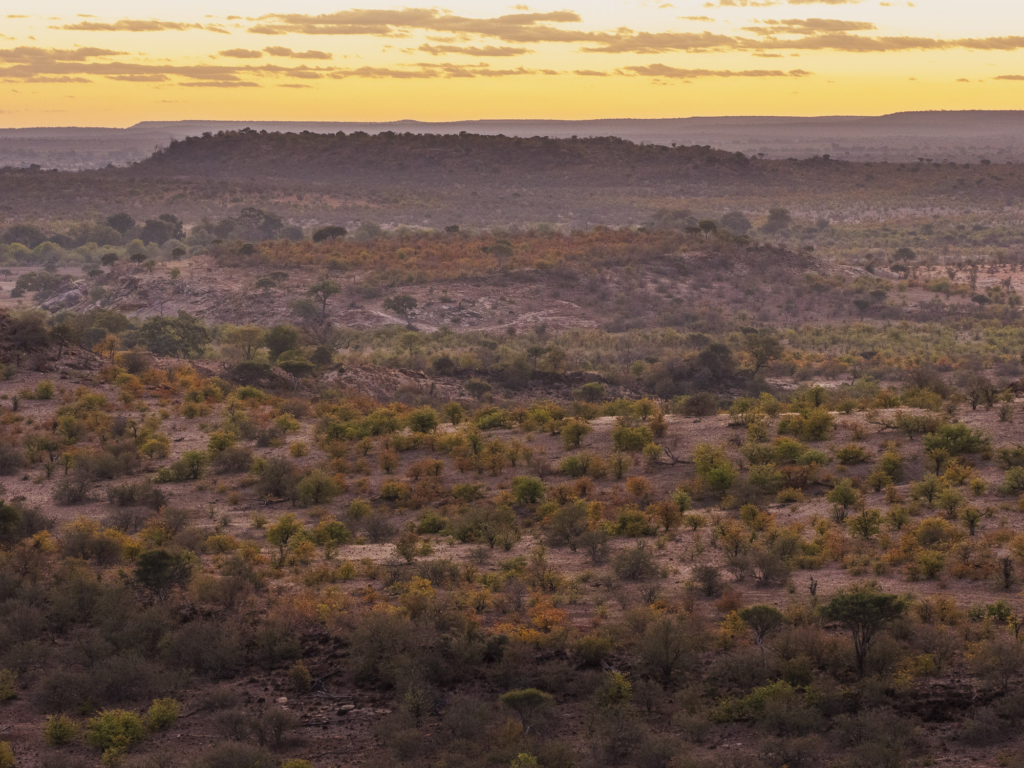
265, 325, 300, 361
826, 478, 860, 523
482, 239, 514, 268
821, 585, 906, 678
224, 326, 264, 362
266, 513, 303, 566
465, 379, 492, 400
139, 312, 209, 359
500, 689, 552, 733
296, 470, 340, 507
561, 419, 592, 450
894, 246, 916, 262
106, 213, 135, 235
101, 252, 120, 267
762, 208, 793, 234
739, 604, 785, 669
383, 294, 417, 320
313, 225, 347, 242
134, 549, 193, 594
744, 331, 782, 375
306, 278, 342, 321
698, 220, 718, 240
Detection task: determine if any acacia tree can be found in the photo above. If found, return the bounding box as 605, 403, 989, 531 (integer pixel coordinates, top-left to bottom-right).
739, 604, 785, 669
821, 585, 905, 678
383, 294, 417, 320
744, 330, 782, 375
307, 278, 342, 322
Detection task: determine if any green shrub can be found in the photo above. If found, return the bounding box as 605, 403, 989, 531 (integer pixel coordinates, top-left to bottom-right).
612, 424, 653, 453
614, 509, 656, 537
407, 407, 439, 433
0, 743, 12, 768
296, 470, 340, 506
923, 423, 991, 456
85, 709, 147, 755
44, 714, 80, 746
511, 475, 545, 504
146, 698, 181, 731
170, 450, 208, 481
0, 669, 14, 701
835, 443, 871, 465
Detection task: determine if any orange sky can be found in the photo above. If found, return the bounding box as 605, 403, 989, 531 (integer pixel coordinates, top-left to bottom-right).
3, 1, 1024, 126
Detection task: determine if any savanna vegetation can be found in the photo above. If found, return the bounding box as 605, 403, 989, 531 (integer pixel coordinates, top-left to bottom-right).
2, 131, 1024, 768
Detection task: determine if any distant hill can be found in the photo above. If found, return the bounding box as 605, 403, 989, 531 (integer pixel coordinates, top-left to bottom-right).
2, 111, 1024, 170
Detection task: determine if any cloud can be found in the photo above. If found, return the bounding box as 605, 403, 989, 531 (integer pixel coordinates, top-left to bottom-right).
0, 47, 335, 86
583, 31, 739, 54
263, 46, 333, 59
0, 46, 124, 63
573, 69, 609, 76
743, 18, 876, 35
219, 48, 263, 58
418, 44, 530, 57
248, 9, 589, 43
327, 62, 553, 79
58, 19, 206, 32
179, 81, 259, 87
995, 75, 1024, 80
23, 75, 92, 83
625, 63, 811, 77
106, 73, 170, 82
582, 28, 1024, 54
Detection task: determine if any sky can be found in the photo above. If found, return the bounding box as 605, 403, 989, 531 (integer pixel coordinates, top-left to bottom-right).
2, 1, 1024, 127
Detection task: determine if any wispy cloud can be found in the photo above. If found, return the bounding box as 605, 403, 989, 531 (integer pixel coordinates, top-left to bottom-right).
418, 44, 531, 57
625, 63, 812, 77
263, 46, 332, 59
56, 19, 228, 33
247, 9, 589, 43
219, 48, 263, 59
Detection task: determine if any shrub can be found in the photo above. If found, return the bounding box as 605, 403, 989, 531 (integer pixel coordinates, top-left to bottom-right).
693, 444, 738, 494
0, 669, 14, 701
85, 709, 147, 754
44, 714, 80, 746
134, 549, 194, 593
614, 508, 656, 537
923, 423, 991, 456
835, 444, 871, 465
612, 424, 653, 453
778, 409, 833, 442
561, 419, 592, 450
0, 743, 11, 768
170, 450, 208, 481
145, 698, 180, 731
511, 475, 545, 504
500, 689, 553, 730
288, 662, 313, 692
613, 543, 659, 581
212, 446, 253, 473
407, 407, 439, 433
296, 470, 340, 506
